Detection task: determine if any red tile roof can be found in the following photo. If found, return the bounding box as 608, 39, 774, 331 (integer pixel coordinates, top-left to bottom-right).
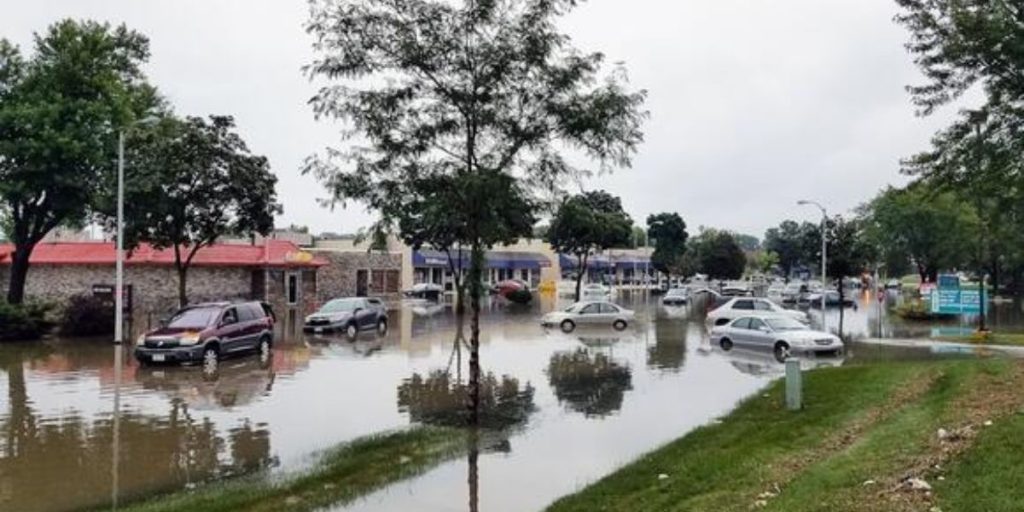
0, 240, 326, 268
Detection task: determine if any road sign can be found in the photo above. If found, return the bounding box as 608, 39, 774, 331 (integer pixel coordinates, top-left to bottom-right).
930, 274, 982, 315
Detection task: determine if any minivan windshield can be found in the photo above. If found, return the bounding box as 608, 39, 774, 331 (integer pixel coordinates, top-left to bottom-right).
765, 317, 807, 331
320, 299, 360, 313
167, 307, 220, 329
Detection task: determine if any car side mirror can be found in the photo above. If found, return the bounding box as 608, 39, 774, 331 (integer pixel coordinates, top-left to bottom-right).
759, 327, 771, 333
159, 318, 169, 327
353, 308, 363, 315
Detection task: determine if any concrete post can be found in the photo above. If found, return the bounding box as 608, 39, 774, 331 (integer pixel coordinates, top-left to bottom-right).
785, 358, 802, 411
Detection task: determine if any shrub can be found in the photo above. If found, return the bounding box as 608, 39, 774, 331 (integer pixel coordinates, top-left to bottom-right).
894, 299, 954, 321
60, 294, 114, 337
506, 288, 533, 305
0, 301, 54, 341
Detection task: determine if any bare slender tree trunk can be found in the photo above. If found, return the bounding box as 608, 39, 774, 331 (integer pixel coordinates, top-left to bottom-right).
468, 244, 484, 426
467, 429, 479, 512
177, 265, 189, 309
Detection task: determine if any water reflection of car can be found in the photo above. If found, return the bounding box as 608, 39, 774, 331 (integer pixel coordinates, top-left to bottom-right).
713, 346, 846, 377
706, 297, 808, 327
135, 301, 274, 370
661, 288, 689, 306
303, 297, 388, 338
710, 315, 843, 361
541, 301, 635, 333
136, 355, 275, 409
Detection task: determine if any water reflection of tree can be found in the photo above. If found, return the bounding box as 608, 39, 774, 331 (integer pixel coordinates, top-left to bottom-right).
397, 370, 535, 430
547, 349, 633, 418
0, 363, 276, 512
647, 319, 687, 371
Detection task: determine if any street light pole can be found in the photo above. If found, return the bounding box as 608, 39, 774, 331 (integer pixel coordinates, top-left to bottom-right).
114, 116, 159, 345
115, 130, 125, 344
798, 200, 828, 329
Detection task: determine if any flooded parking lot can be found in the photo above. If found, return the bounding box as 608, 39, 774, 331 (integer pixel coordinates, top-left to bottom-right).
0, 292, 1019, 512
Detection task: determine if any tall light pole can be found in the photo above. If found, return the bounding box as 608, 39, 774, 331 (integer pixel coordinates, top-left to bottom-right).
115, 116, 159, 344
798, 200, 828, 327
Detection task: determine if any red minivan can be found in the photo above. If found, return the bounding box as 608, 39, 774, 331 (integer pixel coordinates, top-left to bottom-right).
134, 301, 274, 370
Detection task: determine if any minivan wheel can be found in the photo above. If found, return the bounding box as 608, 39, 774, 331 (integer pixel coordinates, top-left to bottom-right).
346, 323, 358, 339
560, 320, 576, 333
377, 319, 388, 336
202, 346, 219, 373
774, 342, 791, 362
720, 338, 733, 351
613, 320, 628, 331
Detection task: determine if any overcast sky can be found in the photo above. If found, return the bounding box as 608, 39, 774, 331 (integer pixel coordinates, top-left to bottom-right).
2, 0, 963, 240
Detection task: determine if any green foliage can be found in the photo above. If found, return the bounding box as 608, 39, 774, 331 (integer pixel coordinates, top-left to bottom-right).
687, 229, 746, 280
0, 19, 158, 303
763, 220, 819, 277
59, 294, 113, 337
304, 0, 646, 340
861, 184, 977, 282
750, 250, 780, 275
823, 216, 875, 285
0, 301, 53, 341
732, 233, 760, 252
630, 225, 648, 248
896, 0, 1024, 293
646, 212, 688, 277
548, 191, 633, 298
100, 115, 280, 306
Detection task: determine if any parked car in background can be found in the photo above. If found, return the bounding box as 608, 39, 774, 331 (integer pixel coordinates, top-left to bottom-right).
491, 279, 529, 295
581, 283, 611, 299
404, 283, 444, 301
541, 301, 635, 333
706, 297, 809, 327
885, 279, 902, 290
806, 290, 855, 308
135, 301, 274, 370
781, 282, 803, 303
661, 288, 689, 306
710, 314, 844, 361
304, 297, 388, 338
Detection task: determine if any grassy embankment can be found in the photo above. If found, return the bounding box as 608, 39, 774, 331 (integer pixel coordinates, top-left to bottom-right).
548, 359, 1024, 512
113, 427, 463, 512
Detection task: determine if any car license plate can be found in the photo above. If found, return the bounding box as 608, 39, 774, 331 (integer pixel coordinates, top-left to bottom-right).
314, 327, 323, 334
152, 354, 166, 362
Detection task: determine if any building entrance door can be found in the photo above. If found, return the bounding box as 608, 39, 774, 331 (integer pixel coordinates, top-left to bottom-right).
356, 270, 369, 297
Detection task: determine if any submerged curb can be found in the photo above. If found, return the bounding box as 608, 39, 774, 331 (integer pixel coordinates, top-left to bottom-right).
859, 338, 1024, 358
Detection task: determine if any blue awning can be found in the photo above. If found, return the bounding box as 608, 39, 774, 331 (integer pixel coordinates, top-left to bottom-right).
560, 253, 650, 270
414, 249, 551, 269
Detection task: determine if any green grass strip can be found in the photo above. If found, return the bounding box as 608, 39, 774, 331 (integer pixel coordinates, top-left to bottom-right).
113, 426, 464, 512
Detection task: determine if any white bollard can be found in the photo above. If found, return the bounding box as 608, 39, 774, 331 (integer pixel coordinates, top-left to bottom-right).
785, 358, 802, 411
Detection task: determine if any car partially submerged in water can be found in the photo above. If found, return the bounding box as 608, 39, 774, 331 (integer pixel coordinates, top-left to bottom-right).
135, 301, 274, 370
710, 314, 843, 361
303, 297, 388, 338
541, 301, 635, 333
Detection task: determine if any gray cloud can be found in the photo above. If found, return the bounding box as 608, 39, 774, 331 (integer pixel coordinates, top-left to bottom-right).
2, 0, 963, 239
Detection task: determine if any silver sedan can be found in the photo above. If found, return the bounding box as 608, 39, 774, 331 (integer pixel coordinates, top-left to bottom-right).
709, 314, 843, 361
541, 301, 635, 333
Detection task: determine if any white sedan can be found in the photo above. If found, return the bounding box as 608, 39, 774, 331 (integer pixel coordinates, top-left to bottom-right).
541, 301, 635, 333
705, 297, 808, 327
710, 315, 843, 361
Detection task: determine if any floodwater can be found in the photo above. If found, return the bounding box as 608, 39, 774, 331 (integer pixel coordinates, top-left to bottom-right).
0, 291, 1017, 512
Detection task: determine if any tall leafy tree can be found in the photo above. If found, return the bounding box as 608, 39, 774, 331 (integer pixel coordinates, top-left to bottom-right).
645, 212, 688, 281
304, 0, 646, 423
547, 191, 633, 301
105, 115, 280, 307
689, 229, 746, 280
861, 184, 977, 283
732, 233, 761, 252
821, 216, 874, 335
763, 220, 817, 279
897, 0, 1024, 295
0, 20, 157, 304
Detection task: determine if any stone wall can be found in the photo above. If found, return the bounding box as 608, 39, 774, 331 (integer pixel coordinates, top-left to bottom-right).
2, 263, 254, 320
312, 251, 403, 307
